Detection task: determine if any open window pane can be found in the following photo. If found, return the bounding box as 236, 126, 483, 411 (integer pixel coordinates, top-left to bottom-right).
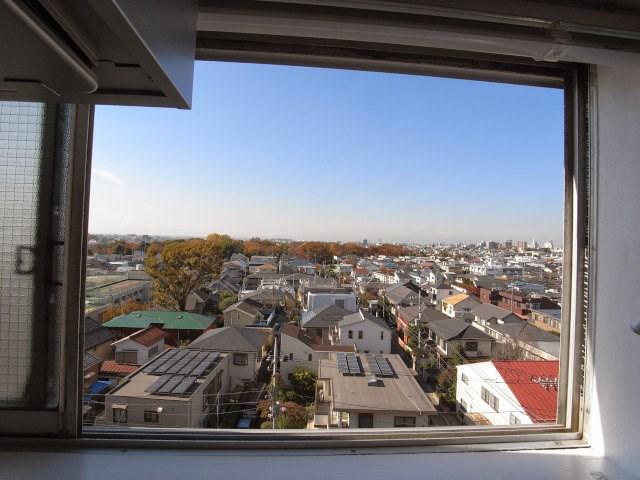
84, 62, 565, 433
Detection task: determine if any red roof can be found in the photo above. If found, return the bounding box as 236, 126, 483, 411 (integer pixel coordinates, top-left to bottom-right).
129, 326, 169, 347
100, 360, 137, 375
493, 361, 559, 423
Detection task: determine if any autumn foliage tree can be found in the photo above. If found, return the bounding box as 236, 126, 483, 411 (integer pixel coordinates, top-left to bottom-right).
144, 238, 226, 311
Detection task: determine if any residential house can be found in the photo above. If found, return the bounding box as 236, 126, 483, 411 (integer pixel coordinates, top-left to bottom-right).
104, 348, 227, 428
185, 288, 218, 314
301, 303, 352, 344
313, 353, 436, 428
456, 360, 559, 426
441, 293, 481, 321
103, 310, 215, 345
384, 282, 420, 320
425, 318, 495, 363
332, 310, 392, 354
529, 308, 562, 334
424, 284, 456, 307
279, 324, 355, 384
223, 298, 266, 327
189, 326, 272, 390
472, 303, 523, 330
305, 287, 357, 312
84, 317, 117, 361
83, 352, 102, 392
395, 305, 449, 351
483, 320, 560, 361
112, 326, 169, 365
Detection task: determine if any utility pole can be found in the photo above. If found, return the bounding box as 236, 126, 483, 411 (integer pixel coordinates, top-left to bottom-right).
271, 331, 279, 429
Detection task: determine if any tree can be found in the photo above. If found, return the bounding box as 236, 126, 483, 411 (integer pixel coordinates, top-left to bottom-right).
217, 292, 238, 313
144, 238, 225, 311
98, 299, 151, 323
289, 366, 317, 404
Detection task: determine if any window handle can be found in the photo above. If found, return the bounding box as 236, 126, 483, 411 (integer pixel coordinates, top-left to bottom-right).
15, 245, 36, 274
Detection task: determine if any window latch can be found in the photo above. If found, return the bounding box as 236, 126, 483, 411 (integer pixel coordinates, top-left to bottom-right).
15, 245, 36, 274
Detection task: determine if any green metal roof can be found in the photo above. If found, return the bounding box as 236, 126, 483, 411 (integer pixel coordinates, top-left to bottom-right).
103, 310, 214, 330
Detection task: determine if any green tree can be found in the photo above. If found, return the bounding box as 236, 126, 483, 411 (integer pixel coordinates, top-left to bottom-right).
144, 238, 225, 311
289, 367, 317, 404
217, 292, 238, 312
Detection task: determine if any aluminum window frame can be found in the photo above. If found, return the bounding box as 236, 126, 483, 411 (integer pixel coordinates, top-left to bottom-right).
0, 35, 592, 450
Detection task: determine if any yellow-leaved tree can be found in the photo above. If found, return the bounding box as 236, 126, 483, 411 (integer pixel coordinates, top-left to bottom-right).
144, 237, 228, 311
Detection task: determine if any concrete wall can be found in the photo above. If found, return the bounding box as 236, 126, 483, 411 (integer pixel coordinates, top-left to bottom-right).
346, 412, 430, 428
589, 66, 640, 477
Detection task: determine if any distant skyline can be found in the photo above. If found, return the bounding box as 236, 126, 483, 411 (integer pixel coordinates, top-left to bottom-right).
90, 61, 564, 245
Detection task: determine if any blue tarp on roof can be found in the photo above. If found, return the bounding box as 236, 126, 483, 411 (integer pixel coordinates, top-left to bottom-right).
84, 379, 115, 403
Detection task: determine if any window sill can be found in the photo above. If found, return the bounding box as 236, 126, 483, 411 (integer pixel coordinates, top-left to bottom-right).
0, 445, 635, 480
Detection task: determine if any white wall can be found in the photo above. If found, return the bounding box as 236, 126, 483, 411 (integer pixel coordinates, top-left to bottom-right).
589, 65, 640, 477
336, 318, 391, 354
456, 363, 530, 426
279, 334, 330, 383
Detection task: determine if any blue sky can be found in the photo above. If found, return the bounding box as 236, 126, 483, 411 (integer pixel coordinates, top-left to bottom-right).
90, 61, 564, 244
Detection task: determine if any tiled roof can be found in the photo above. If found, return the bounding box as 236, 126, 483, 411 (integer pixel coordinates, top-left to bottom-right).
128, 326, 169, 347
494, 361, 559, 423
282, 323, 355, 352
103, 311, 214, 330
426, 318, 493, 341
442, 293, 473, 306
100, 360, 138, 375
189, 326, 271, 352
301, 303, 351, 328
84, 317, 116, 350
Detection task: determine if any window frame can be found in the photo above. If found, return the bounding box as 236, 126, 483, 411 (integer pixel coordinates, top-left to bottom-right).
0, 32, 592, 451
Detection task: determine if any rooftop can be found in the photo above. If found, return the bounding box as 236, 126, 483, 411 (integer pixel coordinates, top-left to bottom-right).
107, 347, 225, 400
189, 326, 271, 352
103, 311, 214, 331
318, 353, 436, 414
113, 326, 169, 348
494, 360, 559, 423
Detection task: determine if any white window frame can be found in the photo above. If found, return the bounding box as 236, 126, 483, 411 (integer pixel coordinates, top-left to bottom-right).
0, 11, 593, 451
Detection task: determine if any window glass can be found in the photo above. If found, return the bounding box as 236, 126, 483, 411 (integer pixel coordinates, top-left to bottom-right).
84, 61, 564, 432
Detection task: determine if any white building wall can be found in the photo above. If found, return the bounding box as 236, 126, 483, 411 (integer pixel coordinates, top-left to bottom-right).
114, 338, 164, 365
455, 362, 530, 426
336, 319, 391, 354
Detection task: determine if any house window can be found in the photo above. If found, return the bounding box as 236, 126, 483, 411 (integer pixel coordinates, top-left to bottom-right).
148, 345, 159, 358
358, 413, 374, 428
335, 299, 345, 308
358, 330, 363, 339
289, 353, 293, 360
464, 342, 478, 352
380, 331, 384, 340
112, 405, 128, 424
461, 373, 469, 385
393, 416, 416, 427
144, 410, 159, 424
348, 330, 353, 339
308, 354, 312, 362
509, 413, 521, 425
481, 387, 500, 412
233, 353, 248, 366
115, 350, 138, 365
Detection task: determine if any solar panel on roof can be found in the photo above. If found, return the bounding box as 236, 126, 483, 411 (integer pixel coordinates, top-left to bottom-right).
167, 350, 196, 374
143, 348, 178, 373
346, 353, 362, 375
155, 349, 189, 374
177, 350, 207, 375
172, 375, 198, 395
375, 356, 395, 377
366, 355, 383, 376
157, 374, 185, 394
191, 352, 220, 377
145, 374, 173, 393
